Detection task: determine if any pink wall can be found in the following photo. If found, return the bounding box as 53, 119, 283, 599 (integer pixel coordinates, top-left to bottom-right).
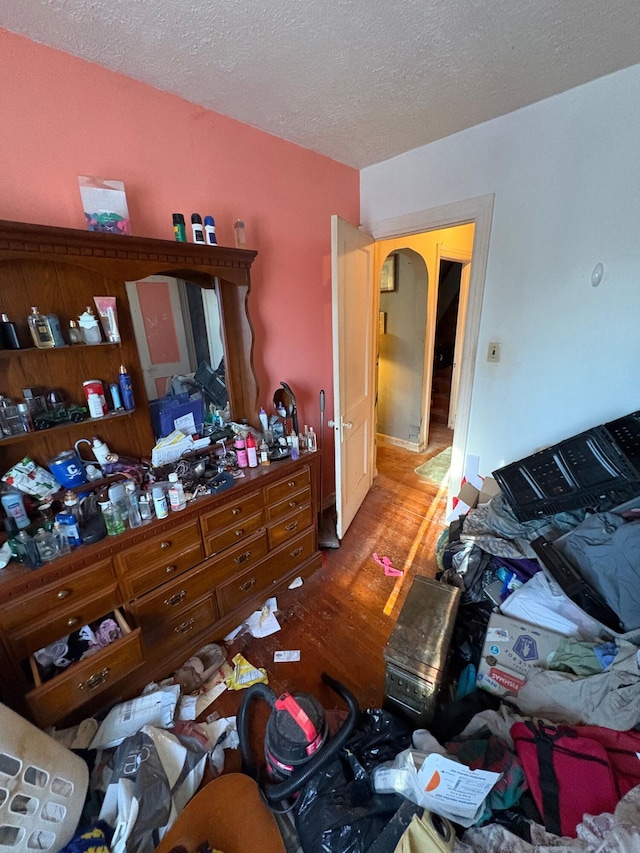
0, 28, 359, 494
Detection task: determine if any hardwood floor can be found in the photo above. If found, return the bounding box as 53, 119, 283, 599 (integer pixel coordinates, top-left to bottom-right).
208, 423, 453, 752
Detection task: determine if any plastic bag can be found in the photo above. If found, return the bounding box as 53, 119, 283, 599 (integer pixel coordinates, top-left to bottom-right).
99, 724, 207, 853
294, 709, 411, 853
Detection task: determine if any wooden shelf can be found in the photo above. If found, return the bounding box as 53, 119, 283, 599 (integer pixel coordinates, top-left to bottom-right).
0, 342, 120, 358
0, 409, 136, 447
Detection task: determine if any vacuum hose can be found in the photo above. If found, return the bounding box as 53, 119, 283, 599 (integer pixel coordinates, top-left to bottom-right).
238, 672, 360, 806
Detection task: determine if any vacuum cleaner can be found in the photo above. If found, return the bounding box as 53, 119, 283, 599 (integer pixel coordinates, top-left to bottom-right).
238, 672, 359, 806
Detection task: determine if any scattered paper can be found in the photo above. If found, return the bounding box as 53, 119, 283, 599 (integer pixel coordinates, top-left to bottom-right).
225, 597, 281, 640
200, 716, 239, 750
288, 576, 304, 589
89, 684, 180, 749
177, 695, 198, 721
274, 650, 301, 662
416, 753, 501, 825
195, 662, 233, 717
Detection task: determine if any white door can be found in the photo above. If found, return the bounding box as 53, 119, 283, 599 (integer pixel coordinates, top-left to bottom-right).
331, 215, 376, 538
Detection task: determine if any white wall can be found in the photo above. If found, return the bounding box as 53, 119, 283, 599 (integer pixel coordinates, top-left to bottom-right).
361, 63, 640, 475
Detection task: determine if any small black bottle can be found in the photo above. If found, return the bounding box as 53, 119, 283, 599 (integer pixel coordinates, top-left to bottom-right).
0, 313, 21, 349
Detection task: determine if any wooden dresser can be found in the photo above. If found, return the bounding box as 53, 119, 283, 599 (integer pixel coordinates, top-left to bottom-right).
0, 220, 323, 727
0, 453, 321, 727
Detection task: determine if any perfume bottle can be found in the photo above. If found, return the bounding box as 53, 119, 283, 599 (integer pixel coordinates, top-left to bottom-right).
68, 320, 83, 345
27, 306, 55, 348
0, 314, 21, 349
78, 307, 102, 344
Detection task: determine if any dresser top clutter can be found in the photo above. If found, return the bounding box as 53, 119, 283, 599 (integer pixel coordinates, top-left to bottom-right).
0, 218, 322, 728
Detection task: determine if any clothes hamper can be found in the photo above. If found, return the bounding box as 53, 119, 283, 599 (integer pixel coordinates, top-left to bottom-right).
383, 576, 460, 726
0, 703, 88, 853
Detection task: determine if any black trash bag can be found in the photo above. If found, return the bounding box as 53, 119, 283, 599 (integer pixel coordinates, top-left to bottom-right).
295, 709, 411, 853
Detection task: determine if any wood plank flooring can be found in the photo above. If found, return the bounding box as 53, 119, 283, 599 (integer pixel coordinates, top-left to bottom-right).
207, 424, 453, 767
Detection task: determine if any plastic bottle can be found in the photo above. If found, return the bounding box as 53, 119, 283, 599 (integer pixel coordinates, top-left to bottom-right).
235, 436, 248, 468
78, 307, 102, 344
91, 437, 112, 465
168, 473, 187, 511
118, 364, 135, 410
259, 407, 269, 433
1, 490, 30, 529
246, 433, 258, 468
85, 464, 103, 481
63, 490, 82, 525
173, 213, 187, 242
152, 486, 169, 519
110, 382, 123, 410
191, 213, 205, 244
234, 219, 246, 249
46, 313, 66, 347
99, 499, 125, 536
87, 393, 104, 419
259, 439, 270, 467
28, 306, 55, 348
204, 216, 217, 245
0, 313, 21, 349
307, 427, 318, 452
125, 482, 142, 528
55, 512, 83, 548
15, 530, 42, 569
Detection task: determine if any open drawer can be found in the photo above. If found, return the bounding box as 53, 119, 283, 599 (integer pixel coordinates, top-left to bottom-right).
25, 609, 144, 728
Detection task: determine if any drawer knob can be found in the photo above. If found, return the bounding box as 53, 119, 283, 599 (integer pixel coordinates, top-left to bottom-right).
287, 480, 295, 488
285, 521, 299, 532
78, 667, 111, 691
234, 550, 251, 565
56, 588, 71, 600
290, 546, 303, 558
66, 616, 79, 628
232, 508, 241, 516
174, 618, 195, 635
164, 590, 186, 607
165, 565, 176, 574
239, 577, 256, 592
288, 500, 297, 508
160, 541, 171, 550
235, 528, 244, 537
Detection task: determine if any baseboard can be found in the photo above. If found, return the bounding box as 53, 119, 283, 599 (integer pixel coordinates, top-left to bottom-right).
376, 433, 420, 452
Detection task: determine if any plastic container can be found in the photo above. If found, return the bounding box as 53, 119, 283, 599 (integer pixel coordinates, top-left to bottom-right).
168, 473, 187, 512
246, 433, 258, 468
0, 702, 89, 852
1, 491, 30, 530
234, 219, 246, 249
235, 436, 248, 468
153, 486, 169, 519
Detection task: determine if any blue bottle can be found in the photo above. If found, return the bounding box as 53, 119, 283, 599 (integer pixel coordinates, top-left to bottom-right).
118, 364, 135, 410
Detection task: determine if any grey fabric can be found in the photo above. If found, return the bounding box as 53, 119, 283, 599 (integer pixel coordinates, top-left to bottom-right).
556, 513, 640, 631
460, 494, 585, 560
514, 641, 640, 729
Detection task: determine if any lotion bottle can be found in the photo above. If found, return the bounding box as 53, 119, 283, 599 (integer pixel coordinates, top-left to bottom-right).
204, 216, 217, 245
246, 433, 258, 468
191, 213, 205, 244
235, 436, 248, 468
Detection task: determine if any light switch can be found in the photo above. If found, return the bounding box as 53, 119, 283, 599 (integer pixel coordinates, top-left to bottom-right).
487, 341, 501, 362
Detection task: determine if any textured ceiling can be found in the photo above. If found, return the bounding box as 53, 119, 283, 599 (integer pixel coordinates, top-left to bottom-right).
3, 0, 640, 168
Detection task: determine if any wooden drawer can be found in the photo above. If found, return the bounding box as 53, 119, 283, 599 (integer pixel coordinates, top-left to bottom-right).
264, 467, 311, 506
206, 529, 269, 587
7, 584, 122, 660
200, 490, 263, 537
0, 558, 117, 634
26, 609, 143, 728
216, 528, 316, 616
117, 520, 205, 599
203, 510, 265, 557
129, 563, 218, 632
268, 503, 313, 549
266, 486, 312, 522
141, 596, 218, 662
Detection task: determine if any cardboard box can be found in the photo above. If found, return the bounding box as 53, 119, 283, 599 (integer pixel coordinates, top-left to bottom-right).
476, 613, 564, 698
479, 475, 501, 505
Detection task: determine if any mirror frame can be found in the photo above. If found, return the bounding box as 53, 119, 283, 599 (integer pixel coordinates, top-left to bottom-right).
0, 220, 260, 426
